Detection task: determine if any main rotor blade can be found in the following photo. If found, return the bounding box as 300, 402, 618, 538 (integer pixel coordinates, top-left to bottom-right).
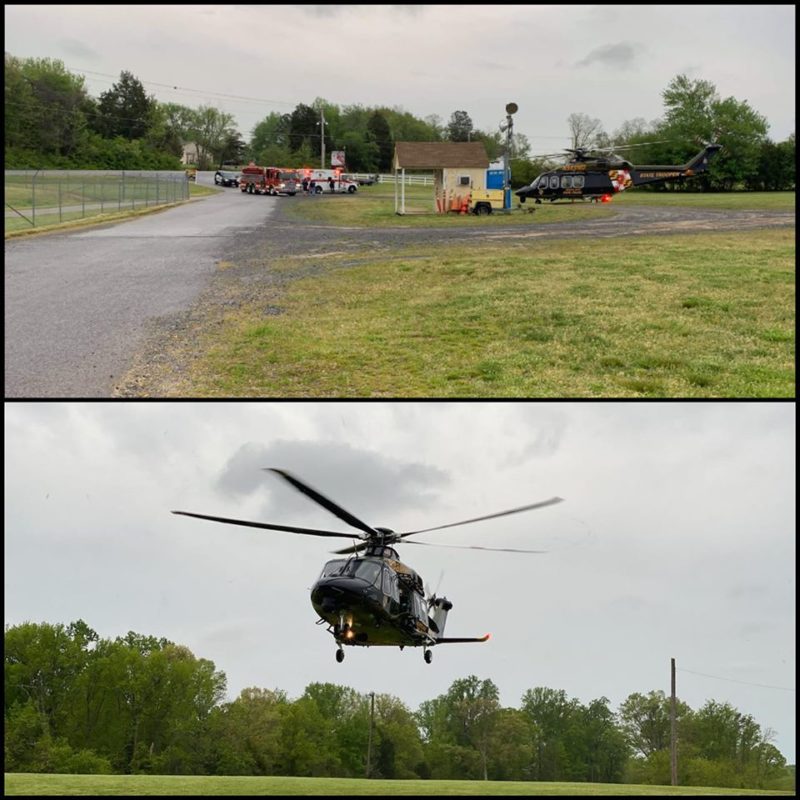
171, 510, 356, 539
405, 540, 547, 554
265, 468, 379, 538
330, 542, 371, 556
399, 497, 564, 538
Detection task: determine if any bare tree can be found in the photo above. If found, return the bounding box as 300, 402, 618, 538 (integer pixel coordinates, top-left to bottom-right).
567, 112, 603, 149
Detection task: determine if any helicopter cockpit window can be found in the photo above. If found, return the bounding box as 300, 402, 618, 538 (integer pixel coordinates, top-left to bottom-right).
561, 176, 573, 188
353, 559, 382, 587
382, 567, 399, 603
549, 175, 560, 189
319, 559, 348, 579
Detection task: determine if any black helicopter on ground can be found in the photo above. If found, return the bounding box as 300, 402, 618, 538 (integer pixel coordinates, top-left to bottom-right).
173, 468, 562, 663
516, 142, 722, 204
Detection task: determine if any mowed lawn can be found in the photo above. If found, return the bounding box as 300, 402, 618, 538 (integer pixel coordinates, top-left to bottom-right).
183, 229, 794, 398
4, 774, 794, 796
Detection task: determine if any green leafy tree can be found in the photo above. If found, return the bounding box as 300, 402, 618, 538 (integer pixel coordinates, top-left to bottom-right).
336, 130, 379, 173
748, 135, 795, 190
447, 110, 474, 142
371, 693, 423, 779
250, 112, 292, 160
147, 102, 196, 157
288, 103, 321, 154
4, 54, 92, 159
366, 111, 393, 171
487, 707, 538, 780
618, 690, 691, 759
520, 687, 581, 781
656, 74, 768, 190
94, 70, 155, 140
207, 687, 287, 775
189, 105, 238, 169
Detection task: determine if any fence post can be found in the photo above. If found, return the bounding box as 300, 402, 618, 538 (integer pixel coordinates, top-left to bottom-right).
82, 180, 85, 218
32, 175, 36, 227
156, 174, 160, 205
99, 182, 103, 215
58, 181, 63, 223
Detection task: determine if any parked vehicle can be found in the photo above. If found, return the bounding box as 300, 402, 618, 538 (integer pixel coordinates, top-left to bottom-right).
298, 168, 358, 194
239, 165, 297, 195
344, 173, 378, 186
214, 170, 240, 187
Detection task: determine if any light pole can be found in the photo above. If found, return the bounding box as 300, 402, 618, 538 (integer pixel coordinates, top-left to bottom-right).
501, 102, 518, 211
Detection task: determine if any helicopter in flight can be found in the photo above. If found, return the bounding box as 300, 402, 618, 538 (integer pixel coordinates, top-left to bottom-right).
516, 141, 722, 204
173, 468, 562, 664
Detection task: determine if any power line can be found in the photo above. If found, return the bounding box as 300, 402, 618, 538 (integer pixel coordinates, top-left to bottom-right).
66, 66, 296, 108
678, 667, 794, 692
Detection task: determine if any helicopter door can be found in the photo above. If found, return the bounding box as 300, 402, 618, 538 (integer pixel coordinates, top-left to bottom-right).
382, 567, 400, 613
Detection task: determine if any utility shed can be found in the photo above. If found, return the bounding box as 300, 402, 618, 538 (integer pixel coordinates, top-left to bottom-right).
392, 141, 490, 215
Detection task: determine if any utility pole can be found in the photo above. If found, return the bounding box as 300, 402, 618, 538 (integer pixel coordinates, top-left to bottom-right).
319, 108, 326, 170
365, 691, 375, 778
670, 658, 678, 786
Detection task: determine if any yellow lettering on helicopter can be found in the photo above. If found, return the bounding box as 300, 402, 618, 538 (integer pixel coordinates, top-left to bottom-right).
562, 164, 587, 171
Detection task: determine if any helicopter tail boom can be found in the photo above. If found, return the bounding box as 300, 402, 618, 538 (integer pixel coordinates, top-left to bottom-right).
630, 144, 722, 186
435, 633, 491, 644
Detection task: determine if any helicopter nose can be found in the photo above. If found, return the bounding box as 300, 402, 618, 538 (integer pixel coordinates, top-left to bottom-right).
311, 577, 362, 612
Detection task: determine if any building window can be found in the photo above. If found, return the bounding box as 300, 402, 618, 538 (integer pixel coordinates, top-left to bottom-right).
459, 176, 470, 186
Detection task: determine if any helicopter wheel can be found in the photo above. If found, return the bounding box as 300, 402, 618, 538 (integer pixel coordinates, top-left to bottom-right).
424, 649, 432, 664
336, 647, 345, 663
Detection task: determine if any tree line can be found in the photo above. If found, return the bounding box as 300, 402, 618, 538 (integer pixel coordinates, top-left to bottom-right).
4, 53, 795, 191
4, 621, 792, 790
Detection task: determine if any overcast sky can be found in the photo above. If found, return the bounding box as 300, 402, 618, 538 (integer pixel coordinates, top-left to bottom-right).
4, 402, 795, 761
4, 5, 796, 155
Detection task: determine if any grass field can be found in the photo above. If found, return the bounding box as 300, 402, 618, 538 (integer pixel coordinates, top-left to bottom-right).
611, 190, 795, 211
283, 185, 794, 228
172, 229, 794, 398
4, 774, 794, 796
285, 184, 615, 227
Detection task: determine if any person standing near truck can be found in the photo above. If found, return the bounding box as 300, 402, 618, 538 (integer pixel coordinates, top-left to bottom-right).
309, 179, 316, 195
328, 177, 335, 193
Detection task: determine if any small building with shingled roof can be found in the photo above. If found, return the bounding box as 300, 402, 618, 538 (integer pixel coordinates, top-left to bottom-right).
392, 141, 490, 215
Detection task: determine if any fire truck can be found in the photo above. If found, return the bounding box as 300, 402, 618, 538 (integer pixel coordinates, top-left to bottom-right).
297, 168, 358, 194
239, 165, 298, 196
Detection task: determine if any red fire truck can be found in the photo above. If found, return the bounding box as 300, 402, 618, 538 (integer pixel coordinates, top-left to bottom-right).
239, 165, 298, 196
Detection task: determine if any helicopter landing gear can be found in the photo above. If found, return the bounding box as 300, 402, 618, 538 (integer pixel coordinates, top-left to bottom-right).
336, 646, 345, 663
424, 648, 433, 664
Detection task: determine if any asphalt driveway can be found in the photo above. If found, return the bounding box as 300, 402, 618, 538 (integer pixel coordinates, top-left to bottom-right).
5, 184, 274, 397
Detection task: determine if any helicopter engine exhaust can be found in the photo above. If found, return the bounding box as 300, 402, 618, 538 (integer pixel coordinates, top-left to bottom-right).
430, 596, 453, 638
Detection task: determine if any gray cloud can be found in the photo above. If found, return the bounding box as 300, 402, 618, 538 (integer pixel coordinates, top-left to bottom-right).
215, 439, 450, 527
575, 42, 641, 69
58, 37, 100, 61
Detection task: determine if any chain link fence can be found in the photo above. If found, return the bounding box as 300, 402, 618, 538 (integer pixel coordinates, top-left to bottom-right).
5, 170, 190, 232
